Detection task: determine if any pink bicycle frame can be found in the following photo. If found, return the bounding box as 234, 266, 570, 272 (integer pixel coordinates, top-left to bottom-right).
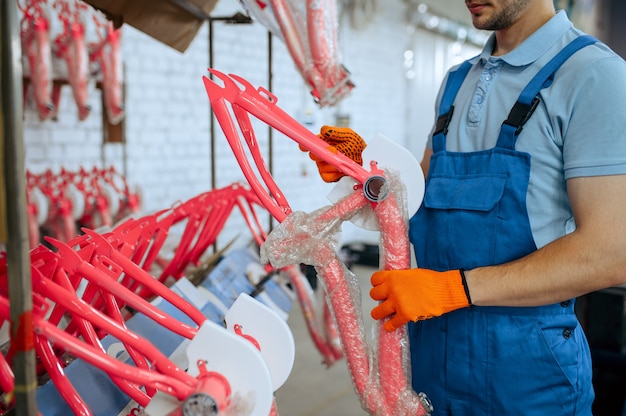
203, 70, 432, 415
51, 0, 91, 121
7, 178, 304, 414
63, 166, 113, 230
107, 182, 343, 367
0, 241, 233, 414
19, 0, 55, 121
305, 0, 353, 105
32, 168, 78, 244
266, 0, 353, 106
98, 166, 142, 224
204, 70, 385, 222
0, 247, 230, 415
89, 12, 125, 125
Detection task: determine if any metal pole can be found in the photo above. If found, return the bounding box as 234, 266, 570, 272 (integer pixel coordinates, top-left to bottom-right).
207, 12, 253, 194
209, 18, 216, 191
1, 0, 38, 415
267, 30, 274, 232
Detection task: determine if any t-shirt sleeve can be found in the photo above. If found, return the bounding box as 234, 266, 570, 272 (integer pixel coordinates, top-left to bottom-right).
563, 54, 626, 179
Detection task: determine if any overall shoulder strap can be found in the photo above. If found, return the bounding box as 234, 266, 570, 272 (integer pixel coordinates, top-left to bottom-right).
497, 35, 598, 149
432, 60, 473, 152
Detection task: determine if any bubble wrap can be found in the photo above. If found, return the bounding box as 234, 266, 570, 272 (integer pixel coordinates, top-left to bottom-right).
261, 170, 432, 415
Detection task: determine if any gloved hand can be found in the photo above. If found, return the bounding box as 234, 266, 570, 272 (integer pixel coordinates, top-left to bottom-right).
370, 268, 472, 332
300, 125, 366, 183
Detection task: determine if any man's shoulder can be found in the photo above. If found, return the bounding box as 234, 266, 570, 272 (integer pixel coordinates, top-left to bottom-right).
560, 31, 624, 68
547, 32, 626, 86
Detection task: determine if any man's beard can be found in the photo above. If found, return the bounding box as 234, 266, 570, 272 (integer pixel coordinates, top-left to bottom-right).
474, 0, 532, 30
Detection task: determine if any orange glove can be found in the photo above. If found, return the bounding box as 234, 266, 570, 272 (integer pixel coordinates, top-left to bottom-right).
300, 125, 366, 183
370, 268, 472, 332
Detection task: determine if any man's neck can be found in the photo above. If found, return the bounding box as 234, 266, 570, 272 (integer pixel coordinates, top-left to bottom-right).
492, 8, 556, 56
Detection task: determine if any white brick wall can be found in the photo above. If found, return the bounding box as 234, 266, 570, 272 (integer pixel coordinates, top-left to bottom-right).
22, 0, 479, 250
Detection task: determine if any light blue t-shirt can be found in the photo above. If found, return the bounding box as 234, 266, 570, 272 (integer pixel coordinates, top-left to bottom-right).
427, 10, 626, 248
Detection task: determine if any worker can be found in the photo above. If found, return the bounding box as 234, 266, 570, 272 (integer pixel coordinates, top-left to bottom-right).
303, 1, 626, 414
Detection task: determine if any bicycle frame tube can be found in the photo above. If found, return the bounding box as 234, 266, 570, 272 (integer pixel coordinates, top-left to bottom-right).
45, 236, 207, 336
45, 251, 155, 403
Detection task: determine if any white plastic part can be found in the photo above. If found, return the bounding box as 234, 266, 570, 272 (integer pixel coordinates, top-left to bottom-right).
30, 186, 49, 225
64, 182, 86, 220
328, 132, 425, 230
239, 0, 283, 38
144, 319, 273, 416
225, 293, 295, 391
100, 182, 120, 217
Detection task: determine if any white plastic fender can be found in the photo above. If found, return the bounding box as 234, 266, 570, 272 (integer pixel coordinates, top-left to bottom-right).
328, 132, 425, 231
64, 182, 86, 220
100, 181, 120, 218
30, 186, 49, 225
144, 319, 273, 416
225, 293, 295, 392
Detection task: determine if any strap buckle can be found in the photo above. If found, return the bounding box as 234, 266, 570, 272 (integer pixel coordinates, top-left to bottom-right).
434, 106, 455, 136
503, 97, 540, 135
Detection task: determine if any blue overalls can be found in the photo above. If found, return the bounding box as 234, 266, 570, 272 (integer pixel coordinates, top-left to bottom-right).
408, 36, 597, 415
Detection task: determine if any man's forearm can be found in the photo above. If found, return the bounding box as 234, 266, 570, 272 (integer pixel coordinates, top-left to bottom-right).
465, 230, 626, 307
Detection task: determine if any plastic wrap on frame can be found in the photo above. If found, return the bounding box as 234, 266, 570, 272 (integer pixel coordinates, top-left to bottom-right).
305, 0, 354, 107
260, 197, 385, 412
375, 168, 409, 271
261, 170, 431, 415
240, 0, 353, 107
374, 171, 431, 415
281, 264, 343, 367
239, 0, 284, 39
